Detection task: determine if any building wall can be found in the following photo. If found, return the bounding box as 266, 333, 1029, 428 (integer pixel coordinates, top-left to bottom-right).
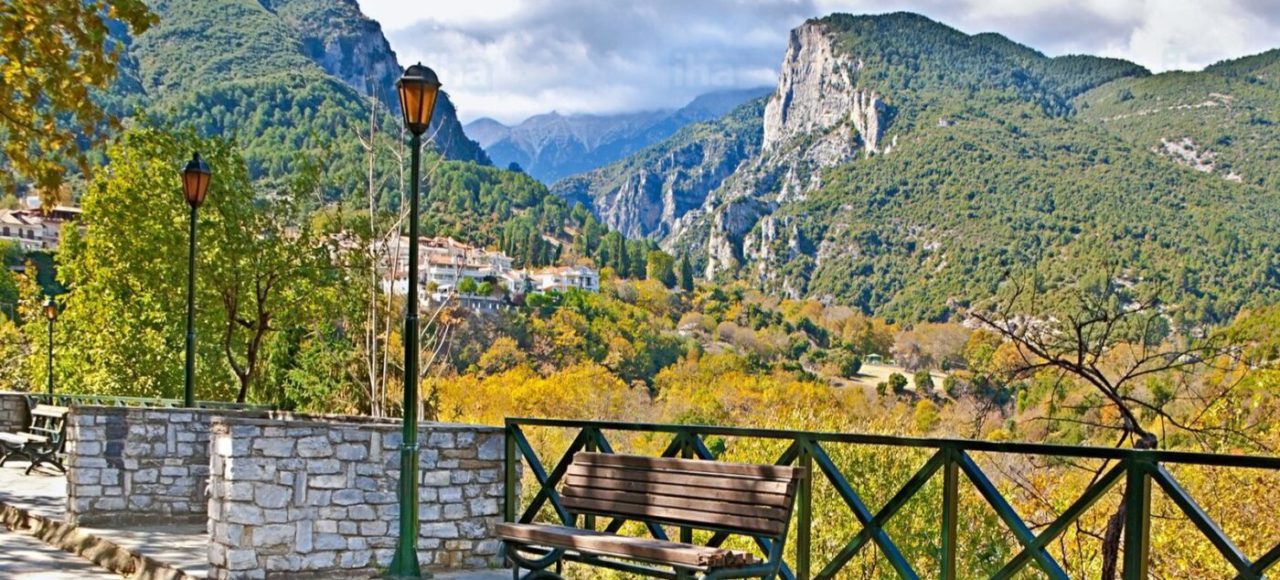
64, 406, 265, 525
207, 415, 511, 579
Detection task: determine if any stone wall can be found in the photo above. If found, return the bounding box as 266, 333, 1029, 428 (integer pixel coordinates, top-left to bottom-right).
65, 406, 264, 525
0, 392, 28, 433
207, 415, 510, 579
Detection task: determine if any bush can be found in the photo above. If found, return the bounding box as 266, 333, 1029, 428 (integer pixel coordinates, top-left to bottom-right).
888, 372, 909, 395
913, 370, 935, 392
837, 352, 862, 379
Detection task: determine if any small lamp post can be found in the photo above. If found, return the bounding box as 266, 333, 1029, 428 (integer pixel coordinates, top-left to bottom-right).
181, 152, 211, 408
42, 297, 57, 396
388, 63, 440, 580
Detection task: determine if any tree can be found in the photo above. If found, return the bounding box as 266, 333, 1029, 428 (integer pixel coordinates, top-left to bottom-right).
971, 273, 1240, 579
58, 126, 327, 402
0, 1, 156, 199
836, 351, 862, 379
458, 277, 478, 295
646, 251, 677, 288
678, 254, 695, 292
888, 372, 909, 395
913, 370, 935, 392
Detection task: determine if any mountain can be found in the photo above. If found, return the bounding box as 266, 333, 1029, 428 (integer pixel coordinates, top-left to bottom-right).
105, 0, 487, 196
554, 12, 1280, 325
466, 87, 771, 183
1073, 49, 1280, 190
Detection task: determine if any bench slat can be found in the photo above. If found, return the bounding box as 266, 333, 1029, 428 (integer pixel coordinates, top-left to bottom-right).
497, 523, 756, 569
563, 474, 794, 508
566, 464, 793, 495
574, 452, 800, 480
31, 405, 70, 416
562, 486, 791, 522
562, 496, 786, 536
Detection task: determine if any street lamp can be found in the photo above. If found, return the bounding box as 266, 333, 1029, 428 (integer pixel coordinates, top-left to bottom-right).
181, 152, 211, 408
43, 297, 57, 396
389, 62, 441, 580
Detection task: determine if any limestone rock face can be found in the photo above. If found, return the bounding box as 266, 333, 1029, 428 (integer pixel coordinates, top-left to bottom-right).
764, 22, 885, 154
681, 20, 889, 280
271, 0, 488, 163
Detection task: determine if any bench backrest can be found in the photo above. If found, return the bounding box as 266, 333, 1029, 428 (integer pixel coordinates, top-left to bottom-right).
562, 452, 803, 539
28, 404, 69, 441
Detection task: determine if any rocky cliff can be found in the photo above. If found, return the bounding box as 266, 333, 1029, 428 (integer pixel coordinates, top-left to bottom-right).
267, 0, 487, 163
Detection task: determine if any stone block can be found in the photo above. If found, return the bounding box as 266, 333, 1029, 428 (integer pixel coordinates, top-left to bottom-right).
477, 435, 503, 460
252, 524, 294, 548
469, 498, 499, 516
252, 438, 294, 457
332, 489, 364, 505
302, 551, 336, 569
359, 520, 388, 536
226, 548, 258, 571
421, 522, 459, 539
226, 503, 264, 525
309, 474, 347, 489
255, 484, 290, 509
296, 436, 333, 458
335, 444, 368, 461
443, 504, 467, 520
438, 486, 462, 503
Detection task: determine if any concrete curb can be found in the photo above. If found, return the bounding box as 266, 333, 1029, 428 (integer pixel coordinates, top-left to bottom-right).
0, 500, 194, 580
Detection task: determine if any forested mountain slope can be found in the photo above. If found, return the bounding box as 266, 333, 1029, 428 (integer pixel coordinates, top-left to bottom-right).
1074, 50, 1280, 191
105, 0, 487, 197
553, 12, 1280, 326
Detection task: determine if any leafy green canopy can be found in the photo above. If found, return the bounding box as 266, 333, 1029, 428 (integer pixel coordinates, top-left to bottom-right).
56, 126, 332, 400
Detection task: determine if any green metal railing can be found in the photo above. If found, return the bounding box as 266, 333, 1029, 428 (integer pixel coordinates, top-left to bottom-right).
504, 417, 1280, 579
24, 393, 271, 411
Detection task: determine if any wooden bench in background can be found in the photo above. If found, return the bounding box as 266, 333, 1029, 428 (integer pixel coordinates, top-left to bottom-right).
498, 452, 803, 579
0, 404, 69, 474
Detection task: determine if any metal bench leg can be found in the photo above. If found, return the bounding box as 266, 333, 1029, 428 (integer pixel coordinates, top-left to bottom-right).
501, 541, 565, 580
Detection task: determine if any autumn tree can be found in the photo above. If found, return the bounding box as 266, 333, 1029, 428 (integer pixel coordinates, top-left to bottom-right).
0, 0, 156, 200
971, 272, 1242, 578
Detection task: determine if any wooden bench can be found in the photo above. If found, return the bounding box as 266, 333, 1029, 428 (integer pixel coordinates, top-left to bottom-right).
0, 404, 69, 474
498, 452, 804, 579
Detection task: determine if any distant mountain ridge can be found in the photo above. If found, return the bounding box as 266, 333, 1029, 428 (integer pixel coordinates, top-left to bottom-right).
466, 87, 771, 183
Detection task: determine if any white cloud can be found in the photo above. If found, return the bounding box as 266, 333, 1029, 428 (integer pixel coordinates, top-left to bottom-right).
359, 0, 1280, 123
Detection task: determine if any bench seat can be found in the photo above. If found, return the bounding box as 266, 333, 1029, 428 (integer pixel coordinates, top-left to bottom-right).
497, 523, 756, 571
501, 452, 803, 579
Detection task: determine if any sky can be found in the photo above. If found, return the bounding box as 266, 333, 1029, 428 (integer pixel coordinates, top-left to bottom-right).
358, 0, 1280, 125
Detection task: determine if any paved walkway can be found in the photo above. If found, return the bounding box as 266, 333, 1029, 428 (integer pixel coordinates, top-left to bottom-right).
0, 528, 123, 578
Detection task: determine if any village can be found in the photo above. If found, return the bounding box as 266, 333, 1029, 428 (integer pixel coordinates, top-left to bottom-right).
379, 236, 599, 311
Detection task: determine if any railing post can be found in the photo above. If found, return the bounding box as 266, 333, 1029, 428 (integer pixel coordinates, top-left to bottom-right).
1123, 455, 1152, 580
504, 422, 517, 523
941, 447, 958, 580
797, 436, 813, 580
584, 432, 597, 532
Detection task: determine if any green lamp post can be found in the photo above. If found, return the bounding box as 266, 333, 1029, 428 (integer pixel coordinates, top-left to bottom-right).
181, 152, 211, 408
388, 62, 441, 579
42, 296, 57, 396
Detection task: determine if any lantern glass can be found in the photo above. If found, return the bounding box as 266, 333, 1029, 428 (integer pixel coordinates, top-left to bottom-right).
396, 63, 441, 136
43, 298, 57, 321
182, 152, 212, 208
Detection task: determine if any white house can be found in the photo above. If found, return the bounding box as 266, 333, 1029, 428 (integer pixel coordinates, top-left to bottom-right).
0, 206, 81, 251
